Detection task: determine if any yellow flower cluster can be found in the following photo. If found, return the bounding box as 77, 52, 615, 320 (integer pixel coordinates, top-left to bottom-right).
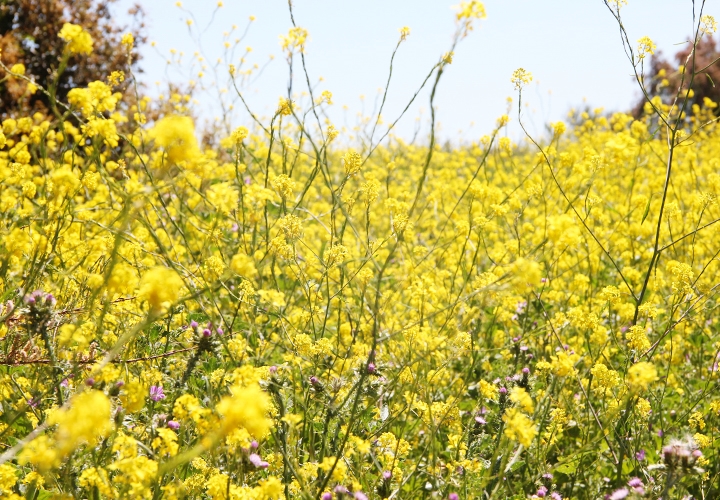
1, 2, 720, 498
58, 23, 94, 55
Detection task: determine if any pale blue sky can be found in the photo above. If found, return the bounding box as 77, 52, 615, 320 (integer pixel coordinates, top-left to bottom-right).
115, 0, 707, 143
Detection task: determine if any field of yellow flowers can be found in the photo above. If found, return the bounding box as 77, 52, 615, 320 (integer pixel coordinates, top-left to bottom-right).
1, 1, 720, 499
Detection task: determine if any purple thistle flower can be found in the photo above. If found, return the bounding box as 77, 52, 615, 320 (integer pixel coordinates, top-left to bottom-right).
248, 453, 269, 468
608, 488, 629, 500
149, 385, 166, 401
627, 477, 645, 495
167, 420, 180, 430
627, 478, 643, 488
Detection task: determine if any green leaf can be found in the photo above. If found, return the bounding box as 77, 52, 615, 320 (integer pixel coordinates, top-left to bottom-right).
32, 489, 55, 500
507, 459, 525, 473
554, 458, 580, 475
622, 460, 636, 475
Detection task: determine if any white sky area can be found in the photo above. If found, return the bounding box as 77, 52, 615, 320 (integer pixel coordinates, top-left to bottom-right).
114, 0, 710, 144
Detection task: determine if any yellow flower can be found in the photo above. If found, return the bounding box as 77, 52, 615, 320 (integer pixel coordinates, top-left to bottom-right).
280, 26, 308, 53
694, 433, 711, 448
591, 362, 620, 390
637, 36, 656, 60
49, 390, 112, 457
207, 182, 239, 215
342, 150, 362, 176
152, 428, 179, 457
503, 408, 537, 447
455, 0, 487, 20
511, 68, 533, 90
58, 23, 94, 55
139, 266, 184, 313
9, 63, 25, 76
478, 379, 498, 400
626, 362, 658, 392
325, 243, 349, 267
626, 325, 650, 352
79, 467, 115, 497
17, 436, 59, 472
509, 386, 534, 413
18, 390, 112, 471
216, 382, 273, 438
635, 398, 652, 419
701, 15, 718, 35
230, 252, 257, 278
150, 115, 201, 164
230, 126, 248, 144
0, 464, 18, 495
689, 411, 706, 431
277, 97, 293, 116
271, 174, 295, 200
550, 350, 579, 377
121, 32, 134, 49
67, 81, 121, 118
278, 214, 304, 241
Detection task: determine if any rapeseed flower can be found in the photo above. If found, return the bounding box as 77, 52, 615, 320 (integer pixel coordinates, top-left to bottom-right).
149, 115, 201, 164
58, 23, 93, 55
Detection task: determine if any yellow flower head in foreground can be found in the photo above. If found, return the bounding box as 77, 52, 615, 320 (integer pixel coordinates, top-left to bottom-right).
50, 390, 112, 457
58, 23, 94, 55
216, 382, 273, 438
139, 266, 184, 313
150, 115, 201, 164
503, 408, 537, 447
626, 361, 658, 392
0, 463, 18, 494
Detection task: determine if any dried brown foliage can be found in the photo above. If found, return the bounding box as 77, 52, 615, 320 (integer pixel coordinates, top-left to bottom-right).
0, 0, 146, 117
